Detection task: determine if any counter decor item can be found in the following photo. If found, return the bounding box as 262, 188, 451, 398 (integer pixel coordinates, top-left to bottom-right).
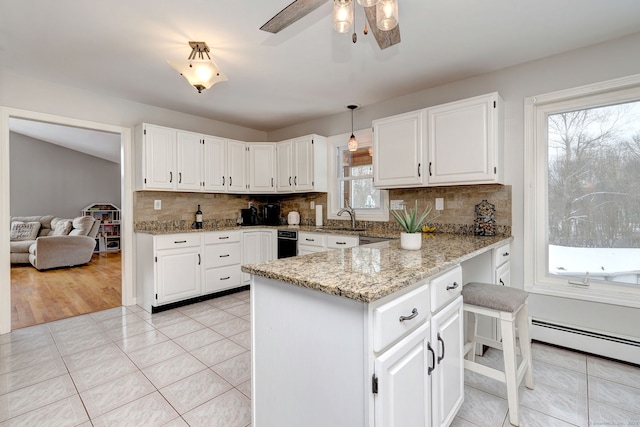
390, 200, 438, 250
287, 211, 300, 225
474, 199, 496, 236
195, 204, 203, 229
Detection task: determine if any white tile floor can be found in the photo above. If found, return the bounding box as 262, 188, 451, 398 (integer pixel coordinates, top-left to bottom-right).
1, 290, 639, 426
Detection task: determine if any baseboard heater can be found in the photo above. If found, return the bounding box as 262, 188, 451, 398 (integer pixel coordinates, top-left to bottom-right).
531, 318, 640, 366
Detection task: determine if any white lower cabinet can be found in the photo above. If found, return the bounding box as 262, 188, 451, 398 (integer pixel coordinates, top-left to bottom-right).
242, 230, 276, 283
297, 232, 358, 255
374, 321, 431, 427
156, 240, 201, 305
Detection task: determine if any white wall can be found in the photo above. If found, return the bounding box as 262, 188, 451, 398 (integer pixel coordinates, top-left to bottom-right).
10, 132, 121, 218
267, 32, 640, 340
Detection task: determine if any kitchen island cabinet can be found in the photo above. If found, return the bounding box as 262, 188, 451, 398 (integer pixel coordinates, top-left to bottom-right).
244, 234, 511, 427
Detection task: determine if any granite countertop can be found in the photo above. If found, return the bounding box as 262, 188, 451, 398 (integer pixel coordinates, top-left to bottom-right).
242, 234, 512, 303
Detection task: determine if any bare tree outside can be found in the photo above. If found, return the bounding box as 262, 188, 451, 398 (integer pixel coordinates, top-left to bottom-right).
547, 100, 640, 284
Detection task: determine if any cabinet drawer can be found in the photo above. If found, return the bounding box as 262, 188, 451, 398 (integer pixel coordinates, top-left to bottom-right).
326, 234, 359, 249
205, 242, 241, 268
373, 283, 430, 352
430, 266, 462, 313
155, 234, 201, 250
299, 232, 325, 247
204, 231, 241, 244
494, 242, 511, 267
204, 265, 242, 292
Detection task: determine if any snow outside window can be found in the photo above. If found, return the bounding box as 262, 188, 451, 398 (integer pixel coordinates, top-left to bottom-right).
524, 75, 640, 303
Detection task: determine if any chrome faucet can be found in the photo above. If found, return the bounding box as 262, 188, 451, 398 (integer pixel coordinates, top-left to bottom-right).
337, 200, 356, 229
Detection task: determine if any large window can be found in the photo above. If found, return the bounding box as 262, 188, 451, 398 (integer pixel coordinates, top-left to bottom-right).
328, 129, 389, 221
525, 75, 640, 302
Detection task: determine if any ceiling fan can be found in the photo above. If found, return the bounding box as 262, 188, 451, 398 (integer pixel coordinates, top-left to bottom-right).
260, 0, 401, 50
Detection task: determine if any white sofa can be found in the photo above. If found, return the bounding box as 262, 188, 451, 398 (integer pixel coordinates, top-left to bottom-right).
10, 215, 100, 270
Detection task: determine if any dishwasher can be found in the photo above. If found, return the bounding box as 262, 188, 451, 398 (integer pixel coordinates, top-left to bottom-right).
277, 230, 298, 258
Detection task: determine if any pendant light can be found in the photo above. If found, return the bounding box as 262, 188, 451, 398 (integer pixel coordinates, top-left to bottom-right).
333, 0, 354, 34
347, 105, 359, 152
376, 0, 399, 31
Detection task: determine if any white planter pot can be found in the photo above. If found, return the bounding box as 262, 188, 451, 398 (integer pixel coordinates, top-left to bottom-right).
400, 232, 422, 250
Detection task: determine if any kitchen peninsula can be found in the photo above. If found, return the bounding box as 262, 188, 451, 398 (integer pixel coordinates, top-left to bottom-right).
243, 233, 512, 427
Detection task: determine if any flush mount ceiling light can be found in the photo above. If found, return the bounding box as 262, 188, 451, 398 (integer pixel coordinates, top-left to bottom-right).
347, 104, 359, 152
167, 41, 228, 93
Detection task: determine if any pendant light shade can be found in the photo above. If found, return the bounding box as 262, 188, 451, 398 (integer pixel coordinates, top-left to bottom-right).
168, 41, 228, 93
347, 105, 358, 152
333, 0, 354, 34
376, 0, 398, 31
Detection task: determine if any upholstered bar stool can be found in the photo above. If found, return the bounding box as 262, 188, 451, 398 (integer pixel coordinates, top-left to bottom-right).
462, 283, 534, 426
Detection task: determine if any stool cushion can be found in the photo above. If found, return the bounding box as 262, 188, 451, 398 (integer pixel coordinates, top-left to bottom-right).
462, 283, 528, 313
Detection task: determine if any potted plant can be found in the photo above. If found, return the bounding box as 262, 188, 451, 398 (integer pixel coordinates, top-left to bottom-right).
390, 201, 439, 250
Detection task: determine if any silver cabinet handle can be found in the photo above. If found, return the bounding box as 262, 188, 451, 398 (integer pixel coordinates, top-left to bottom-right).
446, 282, 459, 291
437, 333, 445, 364
399, 308, 418, 322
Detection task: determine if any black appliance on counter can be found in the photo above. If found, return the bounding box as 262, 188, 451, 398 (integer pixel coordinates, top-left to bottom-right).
241, 206, 258, 225
262, 203, 280, 225
277, 230, 297, 258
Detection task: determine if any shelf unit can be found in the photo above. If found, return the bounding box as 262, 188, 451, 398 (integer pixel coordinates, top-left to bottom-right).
82, 203, 121, 253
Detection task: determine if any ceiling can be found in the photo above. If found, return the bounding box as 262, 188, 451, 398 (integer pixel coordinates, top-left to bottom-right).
2, 1, 640, 132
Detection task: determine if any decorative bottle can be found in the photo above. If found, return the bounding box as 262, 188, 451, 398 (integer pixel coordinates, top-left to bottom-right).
195, 204, 203, 229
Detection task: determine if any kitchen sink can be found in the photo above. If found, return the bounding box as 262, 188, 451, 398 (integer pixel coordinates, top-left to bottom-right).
315, 227, 366, 232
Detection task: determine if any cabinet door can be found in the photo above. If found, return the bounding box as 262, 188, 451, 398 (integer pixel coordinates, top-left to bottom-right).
292, 136, 314, 191
431, 297, 464, 427
260, 230, 276, 261
227, 140, 247, 193
276, 140, 293, 192
203, 135, 227, 192
176, 131, 203, 191
496, 261, 510, 288
248, 144, 276, 193
143, 124, 176, 190
373, 111, 424, 188
427, 93, 501, 185
156, 247, 201, 305
374, 321, 431, 427
242, 231, 261, 283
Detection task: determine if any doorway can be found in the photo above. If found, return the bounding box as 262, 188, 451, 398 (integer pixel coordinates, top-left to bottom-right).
0, 108, 135, 335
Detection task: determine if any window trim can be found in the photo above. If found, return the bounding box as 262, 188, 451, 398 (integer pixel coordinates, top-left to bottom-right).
524, 73, 640, 307
327, 128, 389, 222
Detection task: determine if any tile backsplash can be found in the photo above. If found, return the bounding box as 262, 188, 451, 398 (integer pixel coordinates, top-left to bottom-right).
134, 184, 510, 235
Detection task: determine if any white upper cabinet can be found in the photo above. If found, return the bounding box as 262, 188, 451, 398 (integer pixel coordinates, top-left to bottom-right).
137, 123, 176, 190
276, 140, 293, 192
277, 135, 327, 193
176, 130, 203, 191
227, 139, 247, 193
373, 110, 425, 188
203, 135, 227, 192
248, 143, 276, 193
426, 92, 503, 185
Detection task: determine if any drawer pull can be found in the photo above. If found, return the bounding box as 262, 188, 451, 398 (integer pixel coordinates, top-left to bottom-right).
219, 236, 230, 240
305, 238, 315, 242
220, 254, 230, 258
174, 240, 187, 244
503, 251, 510, 256
446, 282, 459, 291
198, 254, 201, 265
220, 276, 230, 280
500, 279, 505, 286
399, 308, 418, 322
336, 242, 346, 245
437, 333, 445, 364
427, 342, 435, 375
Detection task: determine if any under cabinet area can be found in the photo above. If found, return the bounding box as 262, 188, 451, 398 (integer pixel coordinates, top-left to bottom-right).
373, 92, 504, 189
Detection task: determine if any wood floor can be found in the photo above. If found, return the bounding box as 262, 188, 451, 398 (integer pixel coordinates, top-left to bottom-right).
11, 252, 122, 330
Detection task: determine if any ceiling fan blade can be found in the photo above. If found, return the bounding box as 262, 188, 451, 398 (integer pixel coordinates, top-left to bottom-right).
260, 0, 330, 34
364, 5, 401, 50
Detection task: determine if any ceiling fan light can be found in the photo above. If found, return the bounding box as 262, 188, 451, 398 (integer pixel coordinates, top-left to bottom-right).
333, 0, 354, 34
357, 0, 379, 6
376, 0, 398, 31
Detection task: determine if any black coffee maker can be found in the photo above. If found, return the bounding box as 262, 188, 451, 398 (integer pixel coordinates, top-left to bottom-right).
241, 206, 258, 225
262, 204, 280, 225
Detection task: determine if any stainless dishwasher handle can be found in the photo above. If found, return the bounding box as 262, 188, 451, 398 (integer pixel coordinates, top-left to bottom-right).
399, 308, 418, 322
